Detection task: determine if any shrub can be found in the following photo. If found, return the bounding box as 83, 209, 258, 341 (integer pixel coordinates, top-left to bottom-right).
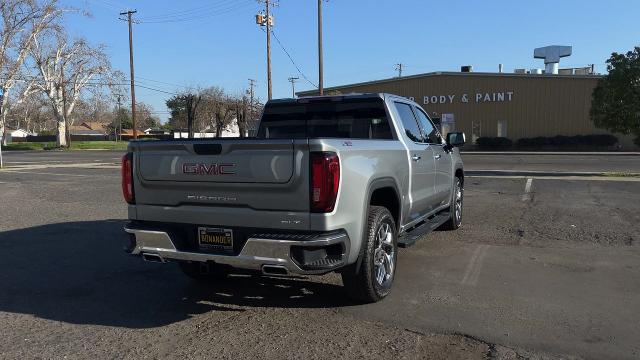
516, 134, 618, 148
516, 137, 550, 147
580, 134, 618, 146
476, 137, 513, 149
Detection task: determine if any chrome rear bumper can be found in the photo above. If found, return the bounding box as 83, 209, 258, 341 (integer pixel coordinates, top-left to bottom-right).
124, 225, 349, 275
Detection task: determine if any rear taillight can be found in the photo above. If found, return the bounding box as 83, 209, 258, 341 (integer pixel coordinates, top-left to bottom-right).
310, 152, 340, 213
121, 153, 134, 204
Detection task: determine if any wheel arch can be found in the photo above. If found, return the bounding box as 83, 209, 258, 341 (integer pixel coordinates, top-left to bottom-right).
454, 166, 464, 186
367, 178, 402, 226
351, 177, 402, 274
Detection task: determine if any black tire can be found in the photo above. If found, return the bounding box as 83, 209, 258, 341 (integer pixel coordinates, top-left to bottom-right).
341, 206, 398, 303
439, 176, 463, 230
178, 261, 228, 282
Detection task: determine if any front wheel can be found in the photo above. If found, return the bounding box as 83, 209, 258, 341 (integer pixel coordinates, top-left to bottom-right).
439, 177, 463, 230
341, 206, 398, 303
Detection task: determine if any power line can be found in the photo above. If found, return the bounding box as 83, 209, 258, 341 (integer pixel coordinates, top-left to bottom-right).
135, 76, 190, 89
138, 1, 254, 24
269, 29, 318, 89
135, 84, 179, 96
0, 78, 180, 98
138, 0, 242, 20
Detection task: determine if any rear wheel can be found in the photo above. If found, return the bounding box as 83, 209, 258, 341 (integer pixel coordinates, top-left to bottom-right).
178, 261, 228, 282
342, 206, 397, 303
439, 176, 463, 230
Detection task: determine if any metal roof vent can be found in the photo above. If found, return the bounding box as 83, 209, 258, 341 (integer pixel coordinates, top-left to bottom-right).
534, 45, 572, 75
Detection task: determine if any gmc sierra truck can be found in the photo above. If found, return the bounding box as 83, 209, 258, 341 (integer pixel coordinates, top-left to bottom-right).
123, 93, 465, 303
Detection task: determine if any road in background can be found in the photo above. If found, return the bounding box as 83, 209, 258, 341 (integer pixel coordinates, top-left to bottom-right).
462, 153, 640, 173
1, 151, 639, 359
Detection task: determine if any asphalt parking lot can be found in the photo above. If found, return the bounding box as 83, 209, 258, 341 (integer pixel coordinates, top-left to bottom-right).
1, 151, 639, 359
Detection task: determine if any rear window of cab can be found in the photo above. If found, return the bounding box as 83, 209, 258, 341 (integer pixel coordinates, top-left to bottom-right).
257, 98, 394, 140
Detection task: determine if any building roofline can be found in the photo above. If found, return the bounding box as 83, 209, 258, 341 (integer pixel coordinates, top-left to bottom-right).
297, 71, 604, 96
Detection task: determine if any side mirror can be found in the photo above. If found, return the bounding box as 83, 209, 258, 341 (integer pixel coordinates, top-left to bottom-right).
446, 132, 466, 147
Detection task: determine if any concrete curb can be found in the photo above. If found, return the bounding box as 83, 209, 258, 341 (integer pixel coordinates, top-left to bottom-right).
461, 151, 640, 156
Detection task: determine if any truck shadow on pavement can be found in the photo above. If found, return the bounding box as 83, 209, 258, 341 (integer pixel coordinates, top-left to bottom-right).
0, 220, 350, 329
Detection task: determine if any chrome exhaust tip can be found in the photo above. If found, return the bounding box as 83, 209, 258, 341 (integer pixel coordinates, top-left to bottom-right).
142, 253, 165, 263
262, 265, 289, 276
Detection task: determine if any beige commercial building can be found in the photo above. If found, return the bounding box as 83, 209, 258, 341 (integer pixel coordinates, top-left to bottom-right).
298, 72, 636, 149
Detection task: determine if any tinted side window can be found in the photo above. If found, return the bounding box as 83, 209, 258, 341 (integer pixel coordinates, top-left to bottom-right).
414, 107, 440, 144
394, 102, 423, 143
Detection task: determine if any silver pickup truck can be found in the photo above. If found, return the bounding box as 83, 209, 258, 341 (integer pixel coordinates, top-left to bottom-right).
122, 93, 465, 302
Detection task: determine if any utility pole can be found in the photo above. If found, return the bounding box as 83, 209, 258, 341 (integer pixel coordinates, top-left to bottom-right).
247, 78, 255, 121
256, 2, 275, 100
248, 78, 256, 108
120, 10, 138, 139
395, 63, 403, 77
318, 0, 324, 95
265, 1, 272, 101
288, 77, 299, 98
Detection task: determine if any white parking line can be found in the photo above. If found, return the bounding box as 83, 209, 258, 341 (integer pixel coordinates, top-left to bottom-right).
467, 175, 640, 182
461, 245, 489, 286
522, 178, 533, 201
3, 162, 119, 171
0, 170, 115, 178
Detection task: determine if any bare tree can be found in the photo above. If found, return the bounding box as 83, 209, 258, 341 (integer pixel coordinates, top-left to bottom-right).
199, 87, 233, 137
30, 28, 113, 147
0, 0, 61, 145
234, 95, 248, 138
6, 84, 48, 133
136, 101, 161, 129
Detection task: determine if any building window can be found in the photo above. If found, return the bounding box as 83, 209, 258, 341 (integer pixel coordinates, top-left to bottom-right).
497, 120, 507, 138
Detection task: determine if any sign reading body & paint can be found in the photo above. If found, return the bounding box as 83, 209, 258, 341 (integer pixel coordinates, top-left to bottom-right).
407, 91, 515, 105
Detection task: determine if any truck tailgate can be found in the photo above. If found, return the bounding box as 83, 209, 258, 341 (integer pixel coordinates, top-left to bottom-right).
131, 139, 310, 212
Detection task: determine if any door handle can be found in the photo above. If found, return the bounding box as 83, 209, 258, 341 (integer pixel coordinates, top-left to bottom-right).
434, 154, 442, 160
411, 155, 421, 161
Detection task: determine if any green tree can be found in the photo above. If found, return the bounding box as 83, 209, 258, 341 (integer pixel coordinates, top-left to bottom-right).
106, 107, 131, 135
590, 47, 640, 146
166, 95, 188, 129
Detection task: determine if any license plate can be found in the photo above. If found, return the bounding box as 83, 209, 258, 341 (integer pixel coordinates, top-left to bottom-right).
198, 227, 233, 250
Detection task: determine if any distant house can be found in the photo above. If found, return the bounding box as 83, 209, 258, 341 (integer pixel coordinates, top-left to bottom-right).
143, 128, 170, 135
120, 129, 135, 137
69, 122, 108, 136
2, 128, 36, 143
9, 129, 34, 138
172, 120, 242, 139
119, 129, 150, 139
